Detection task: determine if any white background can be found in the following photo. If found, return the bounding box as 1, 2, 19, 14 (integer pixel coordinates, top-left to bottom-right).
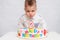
0, 0, 60, 37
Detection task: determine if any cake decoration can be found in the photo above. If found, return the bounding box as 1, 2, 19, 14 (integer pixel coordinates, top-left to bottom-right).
17, 28, 47, 38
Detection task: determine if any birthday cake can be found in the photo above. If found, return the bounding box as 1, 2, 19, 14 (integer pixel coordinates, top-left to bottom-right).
17, 28, 47, 38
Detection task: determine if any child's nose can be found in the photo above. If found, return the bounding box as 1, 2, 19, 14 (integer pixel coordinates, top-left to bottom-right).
29, 12, 32, 14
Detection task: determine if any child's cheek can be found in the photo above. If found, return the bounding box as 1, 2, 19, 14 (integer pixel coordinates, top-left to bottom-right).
26, 13, 30, 17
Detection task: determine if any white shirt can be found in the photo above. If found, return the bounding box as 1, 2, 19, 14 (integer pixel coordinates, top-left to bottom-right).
18, 14, 47, 29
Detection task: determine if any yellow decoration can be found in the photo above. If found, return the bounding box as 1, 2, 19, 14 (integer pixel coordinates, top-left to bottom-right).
29, 28, 34, 33
38, 28, 42, 30
25, 34, 29, 37
34, 34, 40, 38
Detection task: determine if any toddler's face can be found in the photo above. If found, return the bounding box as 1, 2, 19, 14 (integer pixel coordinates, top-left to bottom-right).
25, 5, 36, 18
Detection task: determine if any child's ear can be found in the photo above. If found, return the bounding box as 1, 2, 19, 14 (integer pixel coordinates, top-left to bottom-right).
24, 8, 25, 10
24, 8, 26, 10
36, 7, 37, 10
36, 8, 37, 10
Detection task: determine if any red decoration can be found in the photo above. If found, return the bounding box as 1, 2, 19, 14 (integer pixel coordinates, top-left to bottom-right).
25, 30, 28, 34
44, 29, 47, 36
32, 34, 34, 37
18, 33, 21, 36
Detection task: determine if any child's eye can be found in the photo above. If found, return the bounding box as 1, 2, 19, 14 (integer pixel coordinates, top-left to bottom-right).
27, 10, 30, 12
32, 10, 35, 12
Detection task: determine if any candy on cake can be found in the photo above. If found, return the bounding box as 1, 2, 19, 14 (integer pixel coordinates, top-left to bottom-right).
17, 28, 47, 38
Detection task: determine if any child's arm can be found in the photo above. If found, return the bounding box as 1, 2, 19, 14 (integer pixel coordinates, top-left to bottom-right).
18, 18, 24, 28
38, 16, 47, 29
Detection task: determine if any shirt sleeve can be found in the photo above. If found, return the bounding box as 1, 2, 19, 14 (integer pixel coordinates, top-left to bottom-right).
17, 18, 24, 28
38, 16, 47, 30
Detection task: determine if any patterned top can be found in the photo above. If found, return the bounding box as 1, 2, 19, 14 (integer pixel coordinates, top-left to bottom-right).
18, 14, 47, 29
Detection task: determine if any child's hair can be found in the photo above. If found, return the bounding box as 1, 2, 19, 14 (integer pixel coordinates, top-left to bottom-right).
25, 0, 36, 7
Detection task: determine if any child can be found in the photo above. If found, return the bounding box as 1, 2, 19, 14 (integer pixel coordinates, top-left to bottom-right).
18, 0, 47, 29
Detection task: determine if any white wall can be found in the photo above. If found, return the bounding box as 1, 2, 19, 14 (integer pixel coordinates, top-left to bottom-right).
0, 0, 60, 37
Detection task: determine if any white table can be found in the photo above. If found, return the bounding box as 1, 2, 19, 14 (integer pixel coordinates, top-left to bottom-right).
0, 32, 60, 40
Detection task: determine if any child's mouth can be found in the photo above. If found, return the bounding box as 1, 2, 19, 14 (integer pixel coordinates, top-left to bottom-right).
30, 15, 33, 18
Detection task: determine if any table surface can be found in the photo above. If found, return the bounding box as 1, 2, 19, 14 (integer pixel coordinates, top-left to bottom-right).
0, 32, 60, 40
